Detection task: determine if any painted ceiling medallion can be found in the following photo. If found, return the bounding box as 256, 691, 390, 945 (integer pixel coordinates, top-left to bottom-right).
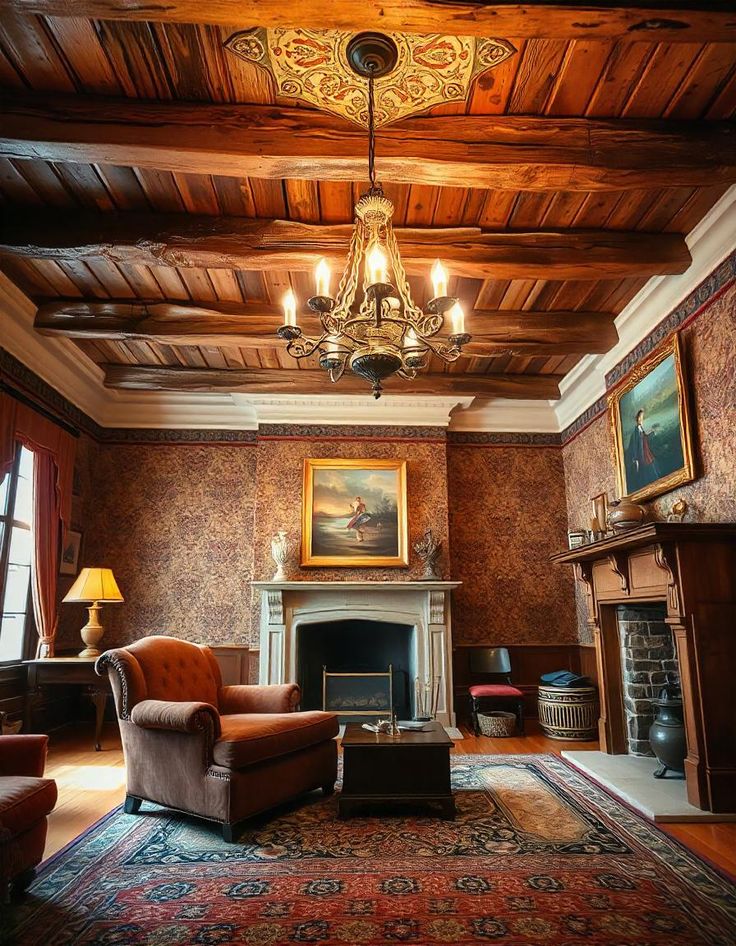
225, 28, 516, 127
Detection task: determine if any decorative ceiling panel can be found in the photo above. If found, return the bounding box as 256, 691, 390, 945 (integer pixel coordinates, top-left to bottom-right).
225, 28, 516, 127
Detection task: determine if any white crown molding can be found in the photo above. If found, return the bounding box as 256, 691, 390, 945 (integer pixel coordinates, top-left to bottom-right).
2, 185, 733, 435
554, 185, 736, 432
239, 394, 473, 428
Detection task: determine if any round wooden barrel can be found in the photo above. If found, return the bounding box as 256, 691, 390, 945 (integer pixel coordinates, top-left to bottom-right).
537, 686, 598, 740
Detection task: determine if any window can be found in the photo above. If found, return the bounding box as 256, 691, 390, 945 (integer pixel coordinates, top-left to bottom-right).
0, 445, 34, 663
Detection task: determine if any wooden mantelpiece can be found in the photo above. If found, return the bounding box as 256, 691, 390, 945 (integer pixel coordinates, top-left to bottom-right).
552, 523, 736, 813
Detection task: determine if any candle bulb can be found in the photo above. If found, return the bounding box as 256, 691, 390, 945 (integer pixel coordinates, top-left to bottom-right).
448, 301, 465, 336
367, 243, 387, 285
282, 288, 297, 327
431, 259, 448, 298
315, 258, 331, 297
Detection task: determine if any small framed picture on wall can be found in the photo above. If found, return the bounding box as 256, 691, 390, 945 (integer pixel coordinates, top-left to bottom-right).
60, 529, 82, 575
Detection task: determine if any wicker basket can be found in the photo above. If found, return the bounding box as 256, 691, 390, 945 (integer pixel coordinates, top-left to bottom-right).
477, 710, 517, 737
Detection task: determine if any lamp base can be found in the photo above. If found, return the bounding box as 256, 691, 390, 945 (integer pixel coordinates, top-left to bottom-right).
79, 602, 105, 658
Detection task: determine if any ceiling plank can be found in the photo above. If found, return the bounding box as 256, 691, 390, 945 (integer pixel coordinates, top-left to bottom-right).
0, 2, 733, 41
2, 94, 735, 191
101, 363, 564, 399
1, 212, 692, 280
35, 300, 619, 355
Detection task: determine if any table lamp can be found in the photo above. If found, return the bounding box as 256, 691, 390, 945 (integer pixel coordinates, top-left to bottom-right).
62, 567, 124, 657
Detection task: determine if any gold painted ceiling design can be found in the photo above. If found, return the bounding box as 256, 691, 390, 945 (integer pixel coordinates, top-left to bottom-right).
225, 28, 516, 127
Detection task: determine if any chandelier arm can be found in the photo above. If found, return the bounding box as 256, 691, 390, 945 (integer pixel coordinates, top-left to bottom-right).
415, 335, 464, 362
284, 332, 333, 360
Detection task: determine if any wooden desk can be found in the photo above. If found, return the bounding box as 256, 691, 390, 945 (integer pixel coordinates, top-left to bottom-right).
24, 657, 111, 751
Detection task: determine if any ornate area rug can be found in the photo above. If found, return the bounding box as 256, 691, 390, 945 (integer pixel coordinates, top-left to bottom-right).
6, 755, 736, 945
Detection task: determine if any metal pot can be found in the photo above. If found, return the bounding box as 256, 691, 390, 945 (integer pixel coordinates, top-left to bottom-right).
649, 675, 686, 779
607, 497, 646, 532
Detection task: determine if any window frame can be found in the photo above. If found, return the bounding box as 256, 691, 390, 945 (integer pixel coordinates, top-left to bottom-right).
0, 444, 36, 666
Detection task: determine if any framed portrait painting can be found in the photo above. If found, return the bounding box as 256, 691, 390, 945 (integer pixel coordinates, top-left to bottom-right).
302, 458, 408, 567
60, 529, 82, 576
608, 333, 695, 503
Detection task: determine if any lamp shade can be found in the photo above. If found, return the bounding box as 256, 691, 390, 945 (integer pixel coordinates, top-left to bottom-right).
63, 567, 124, 604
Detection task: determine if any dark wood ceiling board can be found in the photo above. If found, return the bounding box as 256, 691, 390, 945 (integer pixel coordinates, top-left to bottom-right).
544, 39, 613, 115
150, 22, 227, 103
496, 279, 539, 311
432, 187, 472, 228
0, 12, 77, 92
130, 167, 186, 213
175, 267, 218, 303
0, 40, 28, 88
570, 191, 629, 228
42, 16, 124, 95
116, 262, 167, 299
474, 279, 513, 310
211, 175, 257, 217
172, 171, 220, 215
234, 270, 269, 304
601, 188, 662, 230
706, 64, 736, 118
84, 257, 137, 299
94, 20, 175, 99
506, 39, 570, 114
635, 186, 697, 230
248, 178, 287, 219
317, 181, 353, 225
585, 41, 657, 117
664, 183, 730, 232
28, 257, 83, 296
664, 43, 736, 118
506, 192, 556, 228
0, 258, 50, 297
91, 163, 151, 211
477, 191, 517, 229
621, 41, 704, 117
405, 184, 439, 227
9, 158, 77, 208
144, 264, 189, 301
206, 267, 244, 303
52, 161, 116, 211
538, 192, 590, 228
54, 258, 110, 298
467, 38, 525, 115
284, 179, 321, 224
0, 157, 45, 204
459, 189, 487, 227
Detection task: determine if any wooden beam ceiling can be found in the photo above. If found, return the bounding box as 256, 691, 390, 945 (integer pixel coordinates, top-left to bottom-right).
35, 302, 619, 356
101, 364, 564, 399
1, 212, 692, 280
3, 95, 734, 191
0, 1, 733, 41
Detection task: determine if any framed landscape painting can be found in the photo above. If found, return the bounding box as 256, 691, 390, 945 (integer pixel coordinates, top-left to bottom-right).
608, 333, 695, 503
302, 458, 408, 567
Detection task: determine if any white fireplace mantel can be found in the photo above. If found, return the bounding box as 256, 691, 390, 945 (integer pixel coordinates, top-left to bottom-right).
252, 580, 461, 726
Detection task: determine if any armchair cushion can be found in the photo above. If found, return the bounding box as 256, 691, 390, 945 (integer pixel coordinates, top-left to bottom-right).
219, 684, 300, 716
213, 712, 339, 769
131, 699, 221, 738
0, 776, 57, 836
0, 735, 49, 777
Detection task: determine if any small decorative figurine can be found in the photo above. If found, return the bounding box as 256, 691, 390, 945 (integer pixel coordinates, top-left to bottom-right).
270, 530, 290, 582
667, 499, 688, 523
413, 529, 442, 580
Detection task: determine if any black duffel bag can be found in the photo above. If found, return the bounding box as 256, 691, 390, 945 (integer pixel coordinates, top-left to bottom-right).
539, 670, 592, 688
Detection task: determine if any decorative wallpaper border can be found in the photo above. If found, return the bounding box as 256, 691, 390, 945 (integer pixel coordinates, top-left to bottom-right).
447, 431, 561, 446
560, 250, 736, 446
99, 428, 258, 445
257, 424, 447, 441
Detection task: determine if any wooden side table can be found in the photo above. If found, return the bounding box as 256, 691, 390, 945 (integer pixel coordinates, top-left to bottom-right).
24, 657, 112, 751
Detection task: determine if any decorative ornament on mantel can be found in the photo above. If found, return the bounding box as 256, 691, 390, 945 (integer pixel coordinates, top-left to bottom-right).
270, 530, 291, 582
273, 32, 475, 399
413, 529, 443, 581
606, 497, 647, 533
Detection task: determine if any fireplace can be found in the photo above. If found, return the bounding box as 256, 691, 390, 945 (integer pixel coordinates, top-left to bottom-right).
252, 580, 460, 727
297, 619, 416, 720
616, 603, 679, 756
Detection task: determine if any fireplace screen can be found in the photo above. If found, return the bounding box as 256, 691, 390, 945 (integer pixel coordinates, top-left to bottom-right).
322, 665, 393, 716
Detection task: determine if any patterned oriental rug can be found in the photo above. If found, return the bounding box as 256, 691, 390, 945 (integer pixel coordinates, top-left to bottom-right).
6, 755, 736, 946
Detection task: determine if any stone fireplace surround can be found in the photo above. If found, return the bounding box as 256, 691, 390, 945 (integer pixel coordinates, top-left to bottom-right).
252, 581, 461, 727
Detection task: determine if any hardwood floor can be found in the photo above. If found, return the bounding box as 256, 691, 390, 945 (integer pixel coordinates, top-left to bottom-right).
42, 721, 736, 877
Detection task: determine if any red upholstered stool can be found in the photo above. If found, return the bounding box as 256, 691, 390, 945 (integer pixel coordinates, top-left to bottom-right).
468, 649, 525, 735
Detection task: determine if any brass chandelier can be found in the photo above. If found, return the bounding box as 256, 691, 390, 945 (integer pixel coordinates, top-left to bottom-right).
276, 32, 472, 399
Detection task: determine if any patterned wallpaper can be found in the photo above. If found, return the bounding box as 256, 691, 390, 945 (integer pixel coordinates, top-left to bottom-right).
447, 445, 577, 646
56, 443, 258, 651
562, 279, 736, 641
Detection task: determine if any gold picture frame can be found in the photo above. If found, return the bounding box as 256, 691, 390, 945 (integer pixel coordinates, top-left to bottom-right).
608, 333, 695, 504
302, 458, 408, 567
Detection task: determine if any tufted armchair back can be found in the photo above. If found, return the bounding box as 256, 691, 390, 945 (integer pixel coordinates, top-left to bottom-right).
97, 636, 222, 720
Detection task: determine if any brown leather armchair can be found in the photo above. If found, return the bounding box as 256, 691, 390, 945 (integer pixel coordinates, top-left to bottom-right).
0, 734, 58, 899
96, 636, 338, 841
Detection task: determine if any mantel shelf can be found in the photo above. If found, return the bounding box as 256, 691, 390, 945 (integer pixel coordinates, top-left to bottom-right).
551, 522, 736, 565
251, 580, 462, 591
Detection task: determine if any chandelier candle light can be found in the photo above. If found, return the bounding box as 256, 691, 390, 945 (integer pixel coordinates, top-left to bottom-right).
276, 32, 472, 399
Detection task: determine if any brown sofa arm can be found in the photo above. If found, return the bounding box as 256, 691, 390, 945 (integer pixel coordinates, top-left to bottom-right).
130, 700, 221, 739
0, 734, 49, 777
219, 684, 300, 715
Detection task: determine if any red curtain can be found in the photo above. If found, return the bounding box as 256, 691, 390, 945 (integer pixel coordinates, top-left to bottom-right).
0, 392, 76, 657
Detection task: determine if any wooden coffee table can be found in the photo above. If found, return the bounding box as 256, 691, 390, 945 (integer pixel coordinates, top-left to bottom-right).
339, 721, 455, 819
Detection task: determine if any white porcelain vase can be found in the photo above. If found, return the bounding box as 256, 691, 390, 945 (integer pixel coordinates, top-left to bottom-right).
270, 530, 290, 582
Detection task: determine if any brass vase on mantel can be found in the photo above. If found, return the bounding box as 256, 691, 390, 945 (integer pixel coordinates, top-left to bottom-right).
606, 497, 647, 533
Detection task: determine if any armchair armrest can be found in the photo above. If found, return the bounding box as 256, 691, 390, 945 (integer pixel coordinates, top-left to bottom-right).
219, 684, 300, 715
0, 734, 49, 777
130, 700, 221, 738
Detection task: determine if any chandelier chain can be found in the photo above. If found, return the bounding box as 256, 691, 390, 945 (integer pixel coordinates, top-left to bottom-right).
367, 74, 381, 195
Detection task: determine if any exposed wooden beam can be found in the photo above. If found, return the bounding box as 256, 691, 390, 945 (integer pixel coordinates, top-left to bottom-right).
2, 212, 691, 280
2, 95, 734, 191
102, 364, 564, 400
0, 2, 732, 41
35, 301, 619, 356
